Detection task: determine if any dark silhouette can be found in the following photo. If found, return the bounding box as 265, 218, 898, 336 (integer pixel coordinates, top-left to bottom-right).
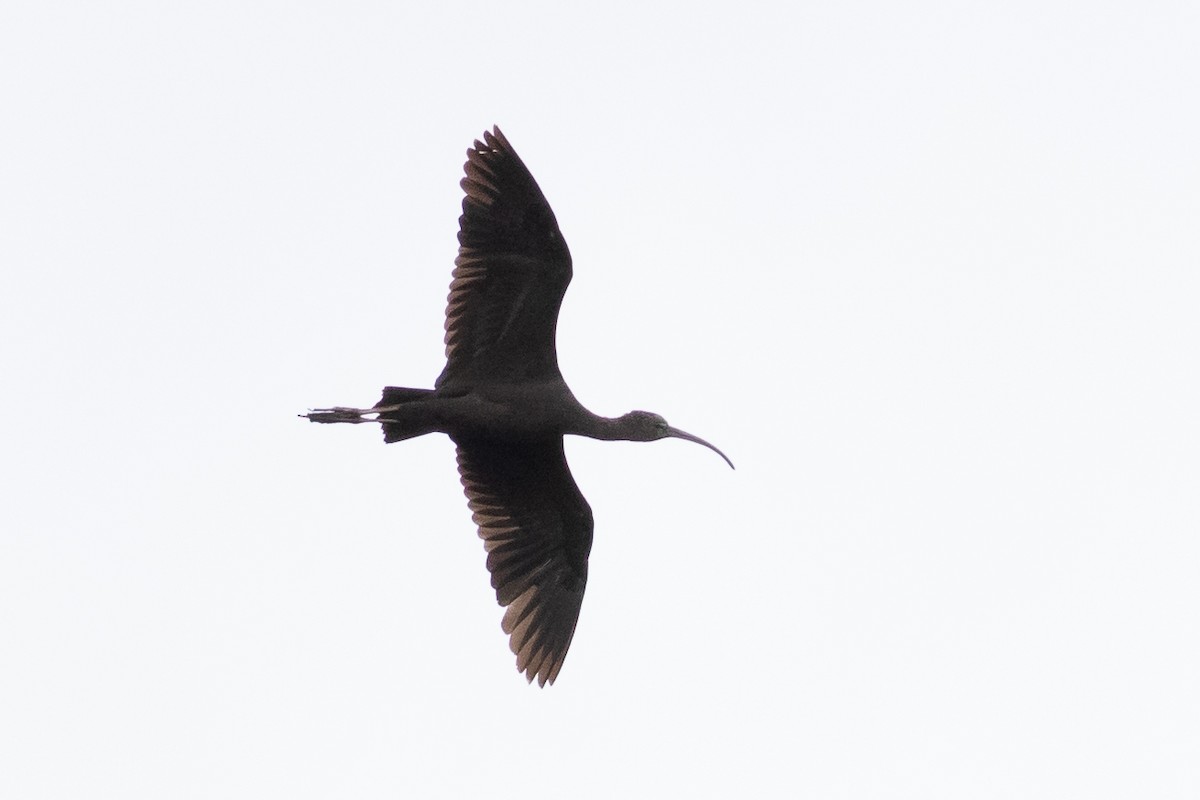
305, 127, 732, 686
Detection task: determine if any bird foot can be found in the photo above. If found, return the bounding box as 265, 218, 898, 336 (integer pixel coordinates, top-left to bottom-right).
302, 407, 377, 424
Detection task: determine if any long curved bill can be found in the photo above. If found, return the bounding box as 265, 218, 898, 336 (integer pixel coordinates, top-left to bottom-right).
667, 426, 735, 470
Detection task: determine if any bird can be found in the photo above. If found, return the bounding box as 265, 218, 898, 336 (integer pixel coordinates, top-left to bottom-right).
304, 126, 733, 686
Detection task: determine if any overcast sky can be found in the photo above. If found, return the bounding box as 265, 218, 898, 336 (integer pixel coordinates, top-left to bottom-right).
2, 2, 1198, 798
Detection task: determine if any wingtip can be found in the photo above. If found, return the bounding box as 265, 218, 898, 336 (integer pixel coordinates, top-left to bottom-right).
483, 125, 510, 153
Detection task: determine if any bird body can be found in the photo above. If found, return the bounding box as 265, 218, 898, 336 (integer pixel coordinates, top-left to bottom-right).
381, 379, 591, 439
306, 127, 731, 686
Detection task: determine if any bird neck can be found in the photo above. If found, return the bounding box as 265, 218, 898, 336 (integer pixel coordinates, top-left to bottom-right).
578, 412, 644, 442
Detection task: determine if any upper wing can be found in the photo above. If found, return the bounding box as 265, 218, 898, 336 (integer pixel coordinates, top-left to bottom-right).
453, 435, 593, 686
436, 127, 573, 391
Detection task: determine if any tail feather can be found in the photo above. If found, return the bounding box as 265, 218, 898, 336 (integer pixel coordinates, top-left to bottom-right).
375, 386, 436, 443
376, 386, 434, 406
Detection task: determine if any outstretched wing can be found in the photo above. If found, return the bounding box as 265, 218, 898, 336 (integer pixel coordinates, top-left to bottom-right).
453, 435, 593, 686
436, 126, 573, 391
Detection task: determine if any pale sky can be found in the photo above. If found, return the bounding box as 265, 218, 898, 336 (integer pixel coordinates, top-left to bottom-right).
2, 2, 1198, 798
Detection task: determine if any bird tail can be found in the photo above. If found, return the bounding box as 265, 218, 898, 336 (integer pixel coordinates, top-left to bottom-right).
374, 386, 436, 443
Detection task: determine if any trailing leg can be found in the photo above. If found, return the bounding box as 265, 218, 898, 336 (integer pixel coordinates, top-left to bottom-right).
303, 386, 438, 443
303, 406, 377, 424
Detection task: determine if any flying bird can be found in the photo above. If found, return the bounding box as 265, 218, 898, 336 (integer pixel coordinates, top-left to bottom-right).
305, 127, 733, 686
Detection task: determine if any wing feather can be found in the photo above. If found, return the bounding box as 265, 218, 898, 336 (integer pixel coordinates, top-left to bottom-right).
436, 127, 573, 390
453, 436, 592, 686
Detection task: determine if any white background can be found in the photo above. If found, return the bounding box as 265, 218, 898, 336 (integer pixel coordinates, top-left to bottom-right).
2, 2, 1197, 798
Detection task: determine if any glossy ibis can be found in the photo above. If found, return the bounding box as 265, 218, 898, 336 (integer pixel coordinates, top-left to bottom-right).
305, 127, 732, 686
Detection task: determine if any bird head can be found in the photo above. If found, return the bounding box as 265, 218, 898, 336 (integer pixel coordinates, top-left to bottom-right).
619, 411, 734, 469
